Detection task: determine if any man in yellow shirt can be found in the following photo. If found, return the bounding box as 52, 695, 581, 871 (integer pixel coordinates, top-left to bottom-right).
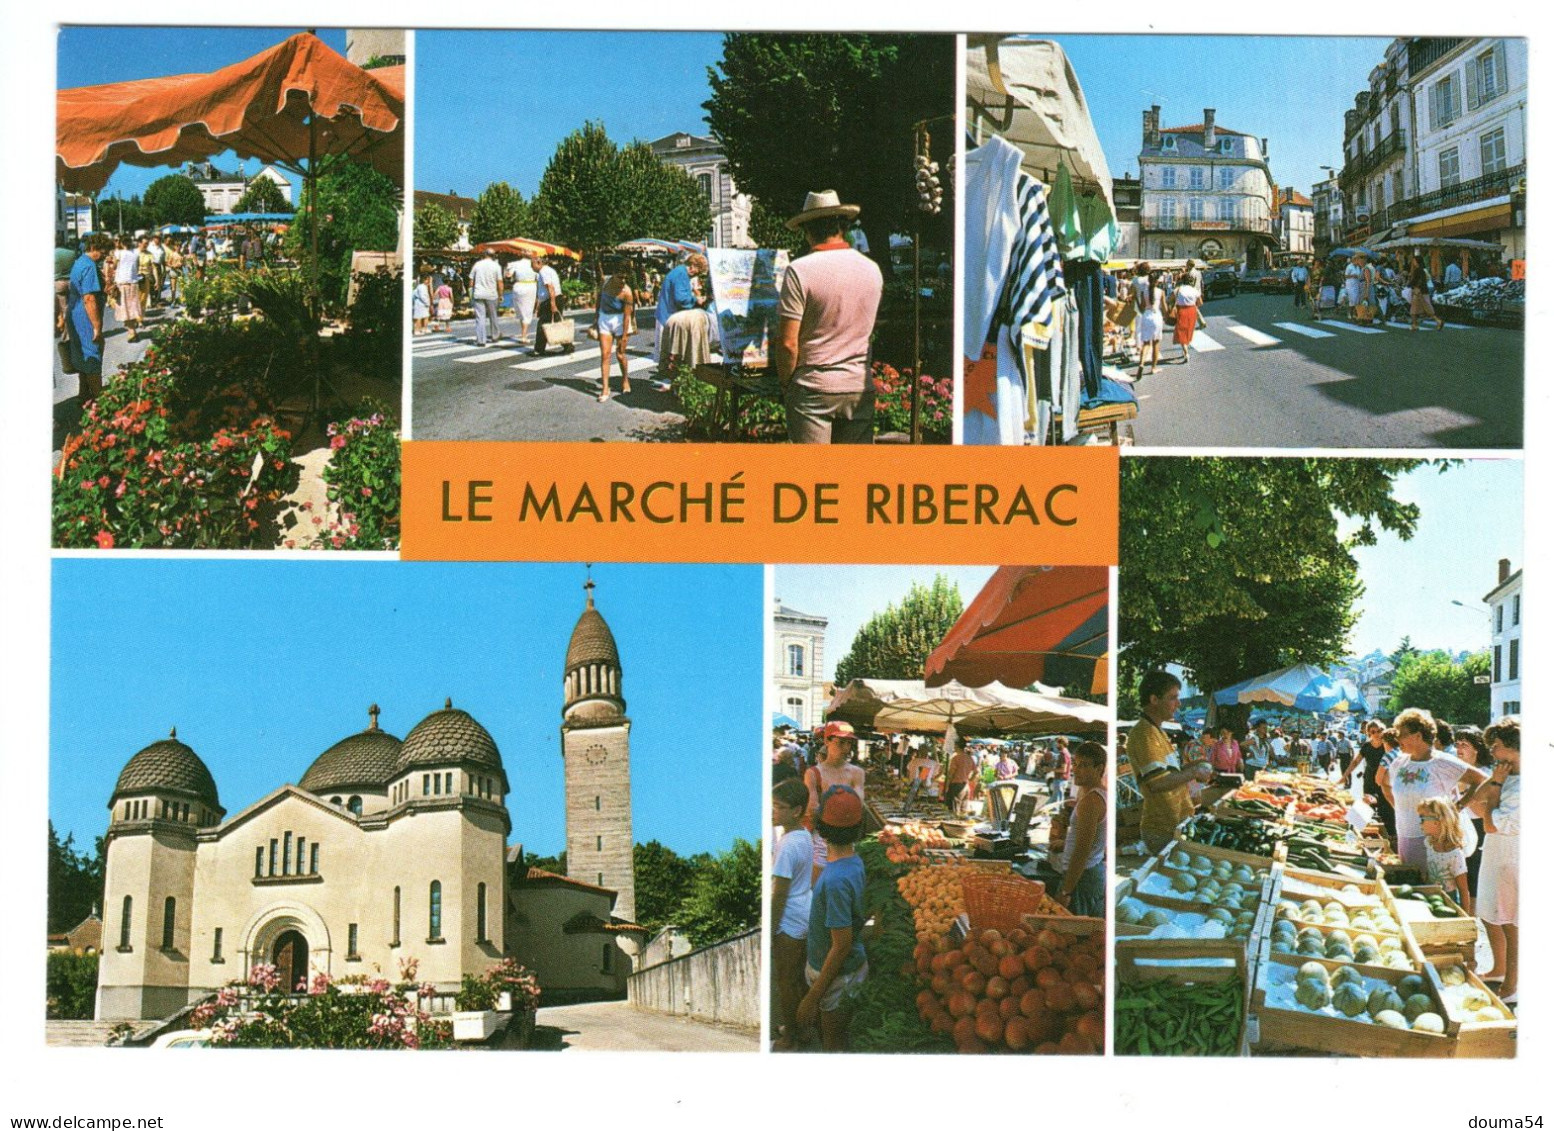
1126, 671, 1213, 852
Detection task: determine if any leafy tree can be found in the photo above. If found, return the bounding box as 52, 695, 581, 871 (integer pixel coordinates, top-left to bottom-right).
100, 193, 151, 235
746, 197, 805, 256
1391, 636, 1420, 666
833, 574, 964, 685
234, 175, 293, 215
143, 174, 208, 227
47, 952, 100, 1020
704, 33, 955, 270
48, 822, 105, 934
469, 181, 529, 246
415, 199, 461, 250
1119, 458, 1426, 718
531, 121, 710, 254
633, 840, 700, 932
525, 850, 566, 875
676, 838, 762, 948
284, 158, 402, 306
1386, 650, 1492, 725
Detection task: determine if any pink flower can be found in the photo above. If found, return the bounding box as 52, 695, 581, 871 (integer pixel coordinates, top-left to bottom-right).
330, 435, 348, 450
94, 531, 115, 549
360, 488, 373, 498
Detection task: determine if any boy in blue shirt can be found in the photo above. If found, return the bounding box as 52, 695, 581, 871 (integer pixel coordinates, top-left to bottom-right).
797, 784, 868, 1051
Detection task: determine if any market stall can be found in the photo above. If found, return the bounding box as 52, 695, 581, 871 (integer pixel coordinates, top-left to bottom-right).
1113, 768, 1515, 1057
963, 36, 1137, 447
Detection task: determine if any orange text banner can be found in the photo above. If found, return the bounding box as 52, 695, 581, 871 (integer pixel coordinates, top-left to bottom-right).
402, 443, 1119, 565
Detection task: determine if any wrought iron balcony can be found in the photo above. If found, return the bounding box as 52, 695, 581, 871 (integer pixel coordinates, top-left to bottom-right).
1340, 131, 1407, 187
1369, 162, 1524, 229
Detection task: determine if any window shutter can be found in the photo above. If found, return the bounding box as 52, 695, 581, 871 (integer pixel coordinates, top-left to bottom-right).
1429, 83, 1441, 130
1451, 73, 1462, 121
1466, 61, 1481, 111
1494, 41, 1509, 97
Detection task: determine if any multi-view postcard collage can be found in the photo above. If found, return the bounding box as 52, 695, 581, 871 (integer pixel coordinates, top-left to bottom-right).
39, 25, 1526, 1077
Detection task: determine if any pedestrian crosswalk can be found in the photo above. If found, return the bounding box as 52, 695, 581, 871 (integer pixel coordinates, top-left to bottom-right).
1225, 325, 1282, 347
1273, 322, 1337, 340
1188, 332, 1224, 352
414, 332, 661, 384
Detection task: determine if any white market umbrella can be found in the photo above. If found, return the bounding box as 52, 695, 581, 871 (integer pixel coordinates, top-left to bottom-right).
825, 677, 1107, 737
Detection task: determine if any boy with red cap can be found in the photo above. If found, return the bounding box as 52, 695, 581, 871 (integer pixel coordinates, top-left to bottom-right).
797, 784, 869, 1050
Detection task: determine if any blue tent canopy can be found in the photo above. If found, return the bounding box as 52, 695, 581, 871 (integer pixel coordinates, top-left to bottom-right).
771, 712, 802, 731
205, 212, 294, 224
1213, 663, 1343, 713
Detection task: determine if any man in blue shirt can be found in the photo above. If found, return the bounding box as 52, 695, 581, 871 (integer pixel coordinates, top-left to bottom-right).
67, 235, 112, 405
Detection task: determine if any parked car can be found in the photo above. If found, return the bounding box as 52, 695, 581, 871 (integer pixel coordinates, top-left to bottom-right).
1257, 268, 1295, 294
1203, 267, 1240, 299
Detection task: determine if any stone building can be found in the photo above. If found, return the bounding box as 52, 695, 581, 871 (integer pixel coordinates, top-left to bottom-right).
773, 599, 829, 731
1339, 39, 1413, 244
1137, 106, 1277, 270
649, 132, 753, 249
96, 581, 644, 1020
1111, 175, 1142, 260
1275, 188, 1314, 256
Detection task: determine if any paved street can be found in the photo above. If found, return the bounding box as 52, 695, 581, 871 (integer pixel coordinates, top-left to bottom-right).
1125, 292, 1522, 449
528, 999, 758, 1052
411, 313, 689, 442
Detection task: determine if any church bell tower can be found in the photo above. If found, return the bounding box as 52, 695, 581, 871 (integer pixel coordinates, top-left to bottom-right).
560, 573, 635, 925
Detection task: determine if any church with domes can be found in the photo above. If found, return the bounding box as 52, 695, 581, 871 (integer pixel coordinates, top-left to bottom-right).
95, 579, 648, 1021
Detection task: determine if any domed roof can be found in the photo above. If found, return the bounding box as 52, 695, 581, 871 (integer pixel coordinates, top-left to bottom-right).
300, 705, 401, 794
395, 699, 505, 779
112, 728, 221, 809
565, 583, 620, 671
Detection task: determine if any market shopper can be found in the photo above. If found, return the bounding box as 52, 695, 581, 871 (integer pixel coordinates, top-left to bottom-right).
805, 721, 866, 879
771, 777, 815, 1050
1210, 725, 1243, 774
797, 785, 869, 1051
1407, 254, 1446, 331
595, 261, 636, 402
1454, 726, 1492, 896
945, 735, 978, 813
1054, 740, 1107, 917
65, 235, 112, 405
469, 248, 505, 346
1344, 718, 1397, 839
1470, 720, 1519, 1002
1377, 708, 1487, 874
904, 746, 939, 810
1244, 720, 1274, 770
1126, 671, 1213, 853
1344, 252, 1373, 323
775, 190, 884, 444
1170, 270, 1204, 364
113, 236, 144, 342
1133, 269, 1166, 377
654, 252, 708, 363
506, 253, 539, 346
1290, 260, 1310, 308
532, 254, 566, 354
412, 273, 431, 336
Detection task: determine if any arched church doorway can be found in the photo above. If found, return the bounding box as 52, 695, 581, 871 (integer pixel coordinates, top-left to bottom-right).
272, 929, 309, 992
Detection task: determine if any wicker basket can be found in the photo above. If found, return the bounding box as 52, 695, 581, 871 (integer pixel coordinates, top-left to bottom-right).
960, 872, 1048, 932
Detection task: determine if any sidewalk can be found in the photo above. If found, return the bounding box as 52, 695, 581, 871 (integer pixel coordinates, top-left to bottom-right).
527, 999, 758, 1052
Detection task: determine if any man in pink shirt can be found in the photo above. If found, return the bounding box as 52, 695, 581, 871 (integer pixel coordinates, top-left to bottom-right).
774, 190, 883, 444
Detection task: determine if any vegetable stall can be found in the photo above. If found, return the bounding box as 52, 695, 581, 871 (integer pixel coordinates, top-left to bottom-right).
1113, 769, 1514, 1057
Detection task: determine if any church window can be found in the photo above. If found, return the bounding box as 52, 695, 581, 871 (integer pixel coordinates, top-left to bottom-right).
597, 835, 603, 851
212, 927, 223, 962
296, 837, 307, 872
602, 944, 614, 973
348, 796, 363, 816
268, 839, 278, 877
161, 897, 176, 950
477, 883, 488, 943
310, 843, 319, 874
423, 774, 431, 796
598, 873, 604, 886
119, 896, 133, 951
283, 832, 293, 875
255, 847, 265, 878
347, 923, 360, 960
445, 772, 454, 795
331, 796, 341, 807
595, 795, 600, 811
428, 881, 443, 940
392, 887, 401, 946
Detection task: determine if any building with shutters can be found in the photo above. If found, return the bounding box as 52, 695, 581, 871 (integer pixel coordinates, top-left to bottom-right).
773, 599, 829, 731
1485, 558, 1521, 721
95, 579, 646, 1020
649, 132, 754, 249
1137, 106, 1278, 270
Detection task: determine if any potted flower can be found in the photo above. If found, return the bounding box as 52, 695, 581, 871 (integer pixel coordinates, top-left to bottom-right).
484, 958, 542, 1047
451, 974, 500, 1042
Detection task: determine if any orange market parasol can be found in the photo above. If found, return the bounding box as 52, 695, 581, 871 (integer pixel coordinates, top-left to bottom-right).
56, 32, 404, 194
473, 238, 583, 262
925, 565, 1109, 695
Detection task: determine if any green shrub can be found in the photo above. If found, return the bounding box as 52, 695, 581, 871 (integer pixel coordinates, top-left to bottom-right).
346, 267, 404, 381
310, 402, 400, 551
46, 952, 99, 1020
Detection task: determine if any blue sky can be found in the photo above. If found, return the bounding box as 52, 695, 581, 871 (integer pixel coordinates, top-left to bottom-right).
1048, 35, 1391, 194
57, 27, 350, 203
416, 30, 725, 199
1344, 459, 1522, 657
50, 561, 761, 858
775, 566, 998, 680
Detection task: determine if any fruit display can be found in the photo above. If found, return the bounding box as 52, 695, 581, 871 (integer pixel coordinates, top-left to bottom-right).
1432, 966, 1514, 1024
1117, 901, 1258, 942
897, 860, 979, 941
1114, 976, 1244, 1055
1262, 962, 1447, 1035
1392, 885, 1467, 919
1266, 916, 1413, 971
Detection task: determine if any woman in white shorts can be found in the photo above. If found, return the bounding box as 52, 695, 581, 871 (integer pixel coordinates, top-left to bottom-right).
595, 261, 636, 402
1134, 269, 1166, 377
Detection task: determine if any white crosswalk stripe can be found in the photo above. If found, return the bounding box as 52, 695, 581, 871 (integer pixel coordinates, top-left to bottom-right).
1317, 319, 1386, 335
415, 344, 482, 358
455, 348, 525, 363
1418, 322, 1474, 331
1188, 331, 1225, 352
1225, 323, 1282, 347
517, 347, 602, 370
1274, 322, 1337, 339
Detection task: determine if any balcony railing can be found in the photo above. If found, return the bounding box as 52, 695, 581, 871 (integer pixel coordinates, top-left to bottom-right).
1140, 216, 1272, 234
1340, 131, 1407, 187
1369, 162, 1524, 229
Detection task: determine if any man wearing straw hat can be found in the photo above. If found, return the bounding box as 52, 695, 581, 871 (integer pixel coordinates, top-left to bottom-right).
775, 190, 883, 444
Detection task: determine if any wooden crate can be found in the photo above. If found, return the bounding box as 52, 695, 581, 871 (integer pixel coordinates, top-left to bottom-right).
1022, 912, 1104, 944
1420, 954, 1516, 1059
1253, 950, 1453, 1057
1392, 885, 1478, 949
1114, 938, 1249, 1056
